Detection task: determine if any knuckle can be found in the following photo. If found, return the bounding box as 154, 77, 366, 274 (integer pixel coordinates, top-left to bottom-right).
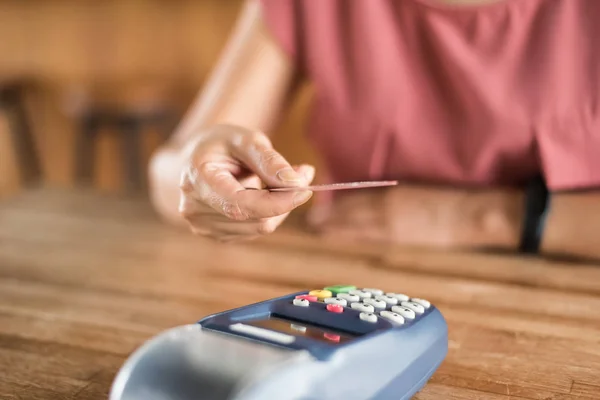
261, 149, 283, 165
222, 201, 250, 221
234, 130, 270, 152
197, 162, 217, 179
247, 131, 270, 147
189, 164, 217, 200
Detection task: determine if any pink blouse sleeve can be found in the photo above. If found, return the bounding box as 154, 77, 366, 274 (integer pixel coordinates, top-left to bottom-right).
259, 0, 299, 62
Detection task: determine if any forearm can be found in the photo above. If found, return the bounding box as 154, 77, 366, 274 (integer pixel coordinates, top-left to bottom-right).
166, 0, 297, 150
149, 0, 297, 223
385, 185, 525, 250
540, 192, 600, 261
449, 187, 600, 262
453, 187, 525, 250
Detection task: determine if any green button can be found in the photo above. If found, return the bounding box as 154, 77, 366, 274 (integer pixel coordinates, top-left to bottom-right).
324, 285, 356, 295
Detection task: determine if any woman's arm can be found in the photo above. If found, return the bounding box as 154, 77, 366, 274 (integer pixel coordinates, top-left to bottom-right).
312, 185, 525, 250
148, 0, 299, 224
453, 188, 600, 262
540, 192, 600, 261
437, 187, 600, 262
315, 184, 600, 263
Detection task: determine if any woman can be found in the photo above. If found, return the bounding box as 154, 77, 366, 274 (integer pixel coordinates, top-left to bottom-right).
149, 0, 600, 261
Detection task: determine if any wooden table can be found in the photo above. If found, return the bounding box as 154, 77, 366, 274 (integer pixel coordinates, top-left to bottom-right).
1, 188, 599, 399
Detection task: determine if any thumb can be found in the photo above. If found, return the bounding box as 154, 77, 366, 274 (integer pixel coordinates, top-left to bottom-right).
293, 164, 316, 184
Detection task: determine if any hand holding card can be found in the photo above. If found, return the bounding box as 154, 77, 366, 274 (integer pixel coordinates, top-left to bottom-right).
177, 123, 397, 242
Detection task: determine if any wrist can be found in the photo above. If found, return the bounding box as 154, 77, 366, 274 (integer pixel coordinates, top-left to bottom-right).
148, 145, 188, 226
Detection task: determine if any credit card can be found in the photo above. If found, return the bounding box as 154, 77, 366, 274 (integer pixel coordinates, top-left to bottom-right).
268, 180, 398, 192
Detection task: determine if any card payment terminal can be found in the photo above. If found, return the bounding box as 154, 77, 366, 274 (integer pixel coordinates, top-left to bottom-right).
110, 285, 448, 400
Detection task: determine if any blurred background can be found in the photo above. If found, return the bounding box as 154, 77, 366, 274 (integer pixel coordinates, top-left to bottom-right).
0, 0, 318, 198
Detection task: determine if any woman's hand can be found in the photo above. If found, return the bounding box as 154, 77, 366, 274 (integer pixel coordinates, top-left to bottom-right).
177, 124, 315, 242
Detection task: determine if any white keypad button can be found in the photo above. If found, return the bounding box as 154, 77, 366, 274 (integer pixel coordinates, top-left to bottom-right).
363, 298, 387, 310
351, 302, 375, 313
375, 295, 398, 306
391, 305, 416, 320
293, 298, 310, 307
401, 301, 425, 314
359, 312, 378, 323
337, 293, 360, 303
410, 298, 431, 309
386, 293, 410, 302
325, 297, 348, 307
379, 311, 405, 325
290, 324, 307, 333
362, 288, 384, 296
349, 289, 372, 299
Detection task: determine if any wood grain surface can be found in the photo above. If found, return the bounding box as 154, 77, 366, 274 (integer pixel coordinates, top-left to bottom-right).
1, 188, 599, 399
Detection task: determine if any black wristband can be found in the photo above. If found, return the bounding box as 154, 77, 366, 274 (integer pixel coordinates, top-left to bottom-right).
519, 176, 550, 253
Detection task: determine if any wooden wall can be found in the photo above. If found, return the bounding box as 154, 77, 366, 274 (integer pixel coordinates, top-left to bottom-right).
0, 0, 317, 195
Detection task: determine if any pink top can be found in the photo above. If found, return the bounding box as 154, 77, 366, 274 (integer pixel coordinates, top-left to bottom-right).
260, 0, 600, 190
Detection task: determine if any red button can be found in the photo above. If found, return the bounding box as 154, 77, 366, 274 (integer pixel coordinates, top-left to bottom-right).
296, 295, 318, 302
324, 333, 340, 342
326, 304, 343, 313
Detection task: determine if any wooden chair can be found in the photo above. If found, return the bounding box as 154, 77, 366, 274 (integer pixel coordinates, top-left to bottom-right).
65, 81, 178, 192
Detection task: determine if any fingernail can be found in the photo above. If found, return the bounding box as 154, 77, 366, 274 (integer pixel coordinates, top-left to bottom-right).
303, 165, 316, 183
277, 168, 301, 182
293, 190, 313, 207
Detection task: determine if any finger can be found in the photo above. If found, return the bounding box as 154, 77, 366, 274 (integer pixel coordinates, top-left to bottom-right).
237, 165, 313, 190
239, 174, 263, 189
261, 212, 290, 232
186, 214, 257, 240
181, 169, 289, 235
181, 176, 292, 236
228, 131, 311, 188
187, 218, 266, 236
186, 162, 312, 220
216, 234, 261, 243
294, 164, 316, 184
193, 228, 260, 243
188, 212, 289, 235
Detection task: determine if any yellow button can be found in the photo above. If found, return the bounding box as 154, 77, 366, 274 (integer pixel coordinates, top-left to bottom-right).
309, 290, 332, 300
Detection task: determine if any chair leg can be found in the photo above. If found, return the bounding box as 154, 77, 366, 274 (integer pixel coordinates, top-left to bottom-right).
4, 91, 42, 185
120, 118, 143, 192
75, 115, 97, 186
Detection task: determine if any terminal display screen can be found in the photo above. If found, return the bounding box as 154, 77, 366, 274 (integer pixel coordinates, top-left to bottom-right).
246, 316, 358, 345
